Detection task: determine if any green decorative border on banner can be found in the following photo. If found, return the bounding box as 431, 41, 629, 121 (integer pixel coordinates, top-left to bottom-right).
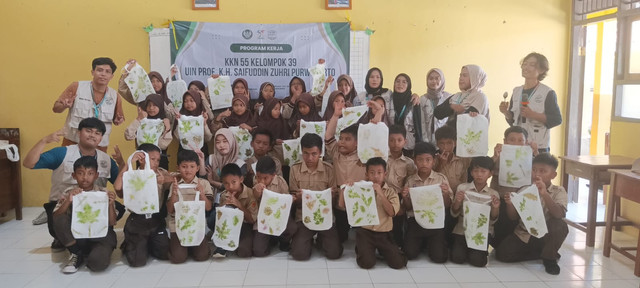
171, 21, 198, 63
323, 23, 350, 73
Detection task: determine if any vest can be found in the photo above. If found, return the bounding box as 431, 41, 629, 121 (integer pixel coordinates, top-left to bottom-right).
49, 145, 111, 201
64, 81, 117, 147
510, 83, 552, 149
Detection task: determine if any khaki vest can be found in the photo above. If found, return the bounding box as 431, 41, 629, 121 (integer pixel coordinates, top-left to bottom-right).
49, 145, 111, 201
64, 81, 117, 147
511, 83, 552, 149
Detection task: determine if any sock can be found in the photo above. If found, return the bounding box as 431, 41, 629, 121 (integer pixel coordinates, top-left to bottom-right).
67, 243, 82, 255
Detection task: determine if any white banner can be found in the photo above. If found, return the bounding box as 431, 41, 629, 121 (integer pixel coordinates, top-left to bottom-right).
172, 22, 350, 99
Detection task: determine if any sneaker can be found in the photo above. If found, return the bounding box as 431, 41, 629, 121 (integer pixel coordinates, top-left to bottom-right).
51, 239, 65, 252
211, 247, 227, 258
62, 253, 83, 274
32, 211, 47, 225
543, 259, 560, 275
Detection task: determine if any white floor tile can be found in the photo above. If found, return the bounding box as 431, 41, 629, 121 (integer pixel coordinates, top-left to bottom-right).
544, 280, 594, 288
458, 283, 506, 288
328, 268, 372, 284
0, 273, 38, 288
408, 267, 457, 283
112, 271, 163, 287
415, 284, 461, 288
487, 266, 540, 282
373, 284, 417, 288
367, 267, 413, 284
588, 279, 638, 288
501, 282, 549, 288
287, 268, 330, 285
447, 267, 499, 283
200, 270, 247, 286
243, 268, 287, 286
156, 271, 205, 287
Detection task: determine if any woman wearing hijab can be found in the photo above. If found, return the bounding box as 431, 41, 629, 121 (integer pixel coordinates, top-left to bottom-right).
353, 68, 392, 111
434, 64, 489, 125
417, 68, 451, 143
281, 76, 307, 104
124, 94, 173, 169
174, 90, 213, 156
336, 74, 358, 106
322, 91, 347, 121
212, 94, 257, 132
257, 98, 292, 142
252, 82, 276, 115
388, 73, 421, 151
499, 52, 561, 153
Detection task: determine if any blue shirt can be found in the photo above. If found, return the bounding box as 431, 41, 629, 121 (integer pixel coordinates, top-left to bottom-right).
33, 146, 119, 184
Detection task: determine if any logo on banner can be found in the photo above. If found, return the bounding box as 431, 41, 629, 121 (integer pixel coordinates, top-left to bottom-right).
268, 30, 277, 40
242, 29, 253, 39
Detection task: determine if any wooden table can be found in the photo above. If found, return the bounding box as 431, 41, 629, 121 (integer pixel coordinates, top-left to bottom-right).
0, 128, 22, 220
560, 155, 634, 247
603, 169, 640, 276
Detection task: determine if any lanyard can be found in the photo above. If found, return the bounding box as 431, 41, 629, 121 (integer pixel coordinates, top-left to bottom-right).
90, 83, 107, 118
395, 104, 408, 124
455, 92, 470, 105
522, 84, 539, 103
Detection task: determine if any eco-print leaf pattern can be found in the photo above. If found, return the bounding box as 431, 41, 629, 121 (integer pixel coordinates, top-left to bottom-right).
510, 185, 548, 239
71, 191, 109, 239
212, 206, 244, 251
177, 115, 204, 150
125, 64, 156, 103
308, 63, 327, 96
456, 114, 489, 157
173, 188, 206, 247
166, 78, 187, 110
257, 189, 292, 236
336, 106, 369, 138
298, 120, 326, 156
357, 122, 389, 162
301, 189, 332, 230
282, 138, 301, 166
343, 181, 379, 227
499, 145, 533, 188
462, 191, 491, 251
137, 118, 165, 146
409, 184, 446, 229
228, 126, 254, 161
208, 76, 234, 110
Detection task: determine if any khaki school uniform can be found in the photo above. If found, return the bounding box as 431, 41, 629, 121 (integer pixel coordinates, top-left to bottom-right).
326, 139, 366, 242
355, 183, 407, 269
495, 184, 569, 262
386, 154, 416, 247
403, 171, 451, 262
53, 184, 117, 272
252, 175, 297, 257
450, 182, 499, 267
289, 160, 343, 260
122, 168, 172, 267
435, 155, 471, 192
218, 184, 259, 258
167, 177, 214, 263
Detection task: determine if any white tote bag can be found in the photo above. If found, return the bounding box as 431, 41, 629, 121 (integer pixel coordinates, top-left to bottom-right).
511, 185, 548, 238
136, 118, 165, 146
409, 184, 445, 229
335, 105, 368, 139
308, 63, 327, 96
282, 138, 301, 166
456, 114, 489, 157
228, 126, 254, 160
122, 151, 159, 214
124, 63, 156, 103
0, 140, 19, 162
298, 120, 326, 156
212, 206, 244, 251
499, 144, 533, 188
302, 188, 333, 231
357, 122, 389, 162
463, 191, 492, 251
174, 190, 206, 247
177, 115, 205, 150
257, 189, 293, 236
71, 191, 110, 239
208, 76, 234, 110
166, 65, 188, 109
343, 181, 379, 227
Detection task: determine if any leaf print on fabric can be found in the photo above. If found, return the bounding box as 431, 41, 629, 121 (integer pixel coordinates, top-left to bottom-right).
298, 120, 326, 156
71, 192, 109, 239
357, 123, 389, 162
212, 206, 244, 251
510, 185, 548, 239
499, 145, 532, 188
456, 114, 489, 157
410, 184, 446, 229
462, 191, 492, 251
177, 116, 204, 150
257, 189, 292, 236
308, 63, 327, 96
343, 181, 379, 227
282, 139, 301, 166
208, 76, 234, 110
124, 64, 156, 103
229, 127, 254, 161
301, 189, 332, 231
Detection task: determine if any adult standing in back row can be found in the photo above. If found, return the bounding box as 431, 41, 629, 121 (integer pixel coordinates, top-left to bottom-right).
52, 57, 125, 152
499, 52, 561, 153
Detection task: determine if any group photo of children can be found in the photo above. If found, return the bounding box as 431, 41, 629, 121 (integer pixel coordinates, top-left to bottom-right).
21, 50, 569, 278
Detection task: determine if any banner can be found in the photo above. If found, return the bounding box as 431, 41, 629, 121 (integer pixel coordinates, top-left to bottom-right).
171, 22, 350, 100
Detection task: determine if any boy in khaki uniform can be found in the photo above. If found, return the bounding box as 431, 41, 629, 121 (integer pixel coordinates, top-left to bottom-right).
252, 156, 297, 256
386, 125, 416, 248
114, 144, 172, 267
490, 126, 539, 247
339, 157, 407, 269
244, 129, 283, 187
166, 150, 214, 263
214, 163, 259, 258
326, 109, 367, 242
289, 134, 343, 260
53, 156, 118, 274
450, 157, 500, 267
401, 142, 452, 263
495, 153, 568, 275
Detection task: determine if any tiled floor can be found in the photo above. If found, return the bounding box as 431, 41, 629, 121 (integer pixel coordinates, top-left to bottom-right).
1, 207, 639, 288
